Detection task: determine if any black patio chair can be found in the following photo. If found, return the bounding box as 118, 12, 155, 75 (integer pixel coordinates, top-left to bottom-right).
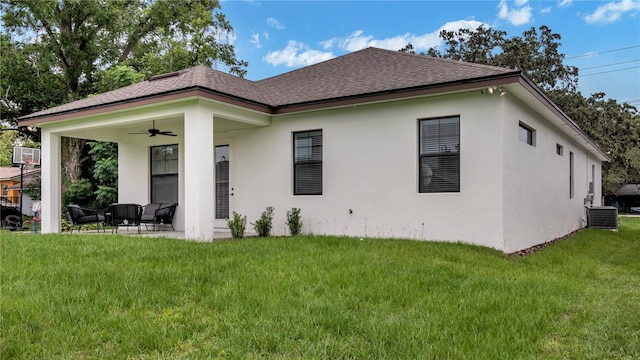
108, 203, 142, 234
140, 203, 177, 231
67, 204, 105, 233
3, 215, 22, 231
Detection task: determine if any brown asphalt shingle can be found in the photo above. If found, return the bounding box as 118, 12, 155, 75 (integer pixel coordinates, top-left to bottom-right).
21, 47, 519, 120
257, 47, 518, 106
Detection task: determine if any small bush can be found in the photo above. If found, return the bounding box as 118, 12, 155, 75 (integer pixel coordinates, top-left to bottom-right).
252, 206, 274, 237
286, 208, 302, 236
226, 212, 247, 239
61, 217, 74, 232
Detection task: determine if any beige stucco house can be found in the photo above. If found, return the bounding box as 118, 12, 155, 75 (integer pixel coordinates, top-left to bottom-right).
20, 47, 609, 252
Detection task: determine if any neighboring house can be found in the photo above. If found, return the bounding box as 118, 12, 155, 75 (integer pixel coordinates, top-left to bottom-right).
19, 48, 609, 252
607, 184, 640, 213
0, 166, 40, 216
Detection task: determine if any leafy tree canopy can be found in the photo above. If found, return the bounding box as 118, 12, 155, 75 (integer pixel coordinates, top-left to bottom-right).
404, 25, 578, 93
1, 0, 248, 207
1, 0, 247, 117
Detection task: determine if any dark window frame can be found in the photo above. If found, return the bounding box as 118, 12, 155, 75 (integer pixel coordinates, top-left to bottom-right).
519, 122, 535, 146
293, 130, 323, 195
569, 151, 574, 199
150, 144, 179, 204
556, 143, 564, 156
418, 116, 461, 193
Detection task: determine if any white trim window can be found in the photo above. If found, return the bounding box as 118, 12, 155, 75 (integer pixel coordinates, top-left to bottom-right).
419, 116, 460, 193
150, 144, 178, 203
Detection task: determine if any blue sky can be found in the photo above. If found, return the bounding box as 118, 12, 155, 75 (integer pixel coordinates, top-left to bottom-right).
222, 0, 640, 105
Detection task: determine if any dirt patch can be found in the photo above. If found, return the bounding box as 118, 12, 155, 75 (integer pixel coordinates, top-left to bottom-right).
508, 229, 581, 257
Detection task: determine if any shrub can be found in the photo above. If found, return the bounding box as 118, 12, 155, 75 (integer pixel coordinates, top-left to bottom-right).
252, 206, 274, 237
286, 208, 302, 236
61, 217, 73, 232
226, 212, 246, 239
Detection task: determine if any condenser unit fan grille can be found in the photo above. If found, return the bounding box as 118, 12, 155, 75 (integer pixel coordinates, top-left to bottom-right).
587, 206, 618, 229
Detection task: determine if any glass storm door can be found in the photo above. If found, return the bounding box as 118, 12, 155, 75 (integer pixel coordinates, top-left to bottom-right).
215, 144, 232, 221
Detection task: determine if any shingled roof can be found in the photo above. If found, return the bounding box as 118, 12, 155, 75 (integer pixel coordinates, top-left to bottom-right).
21, 47, 520, 122
257, 47, 518, 106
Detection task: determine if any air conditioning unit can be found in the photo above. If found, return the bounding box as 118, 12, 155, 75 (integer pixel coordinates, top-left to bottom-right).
587, 206, 618, 229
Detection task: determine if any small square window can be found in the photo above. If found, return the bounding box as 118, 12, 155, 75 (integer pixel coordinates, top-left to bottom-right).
519, 122, 535, 146
556, 144, 564, 156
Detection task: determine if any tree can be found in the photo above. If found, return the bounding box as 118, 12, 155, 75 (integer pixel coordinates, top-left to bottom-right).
552, 91, 640, 194
409, 25, 638, 194
93, 65, 146, 94
0, 126, 40, 166
0, 33, 64, 139
1, 0, 247, 205
87, 141, 118, 208
498, 26, 578, 92
423, 25, 577, 92
2, 0, 247, 103
437, 26, 506, 66
0, 129, 19, 166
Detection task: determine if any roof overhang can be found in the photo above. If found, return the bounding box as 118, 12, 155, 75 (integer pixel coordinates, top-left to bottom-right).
512, 76, 611, 162
19, 87, 272, 127
18, 69, 609, 162
270, 72, 522, 114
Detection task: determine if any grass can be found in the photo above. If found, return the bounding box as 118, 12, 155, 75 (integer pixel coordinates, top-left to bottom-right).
1, 218, 638, 359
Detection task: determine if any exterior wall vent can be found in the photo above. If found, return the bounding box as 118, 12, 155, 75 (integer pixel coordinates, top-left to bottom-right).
587, 206, 618, 229
149, 70, 183, 81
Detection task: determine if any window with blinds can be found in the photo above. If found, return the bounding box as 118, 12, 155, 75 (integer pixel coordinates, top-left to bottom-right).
150, 144, 178, 203
294, 130, 322, 195
419, 117, 460, 193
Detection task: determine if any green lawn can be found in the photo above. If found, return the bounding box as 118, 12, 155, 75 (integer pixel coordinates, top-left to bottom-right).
1, 218, 639, 359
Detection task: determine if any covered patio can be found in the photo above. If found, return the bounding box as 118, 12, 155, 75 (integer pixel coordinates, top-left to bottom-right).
19, 67, 271, 240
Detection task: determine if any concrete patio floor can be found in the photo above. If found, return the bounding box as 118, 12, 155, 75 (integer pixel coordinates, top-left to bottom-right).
16, 227, 238, 240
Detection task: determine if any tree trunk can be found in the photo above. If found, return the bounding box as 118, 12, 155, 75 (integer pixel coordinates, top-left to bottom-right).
61, 137, 86, 192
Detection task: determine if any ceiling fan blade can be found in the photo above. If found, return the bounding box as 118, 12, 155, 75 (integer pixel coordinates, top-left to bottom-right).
128, 120, 175, 136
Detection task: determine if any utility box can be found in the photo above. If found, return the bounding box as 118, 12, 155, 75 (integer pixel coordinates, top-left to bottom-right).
587, 206, 618, 229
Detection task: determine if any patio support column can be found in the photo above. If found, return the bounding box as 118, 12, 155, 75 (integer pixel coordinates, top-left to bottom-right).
183, 104, 215, 240
40, 130, 62, 233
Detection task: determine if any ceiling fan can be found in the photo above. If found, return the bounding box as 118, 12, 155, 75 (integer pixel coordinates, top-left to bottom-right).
129, 120, 177, 137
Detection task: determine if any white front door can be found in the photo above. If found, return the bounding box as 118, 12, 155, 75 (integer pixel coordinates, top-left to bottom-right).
214, 139, 234, 227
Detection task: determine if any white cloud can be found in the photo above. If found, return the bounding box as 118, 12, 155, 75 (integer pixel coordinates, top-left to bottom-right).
584, 0, 640, 24
541, 6, 552, 14
267, 17, 285, 30
320, 20, 486, 53
263, 40, 334, 67
497, 0, 533, 25
515, 0, 528, 6
558, 0, 572, 7
250, 33, 261, 48
264, 19, 489, 69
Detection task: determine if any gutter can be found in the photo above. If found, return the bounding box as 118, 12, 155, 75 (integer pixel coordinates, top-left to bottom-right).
517, 75, 611, 162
